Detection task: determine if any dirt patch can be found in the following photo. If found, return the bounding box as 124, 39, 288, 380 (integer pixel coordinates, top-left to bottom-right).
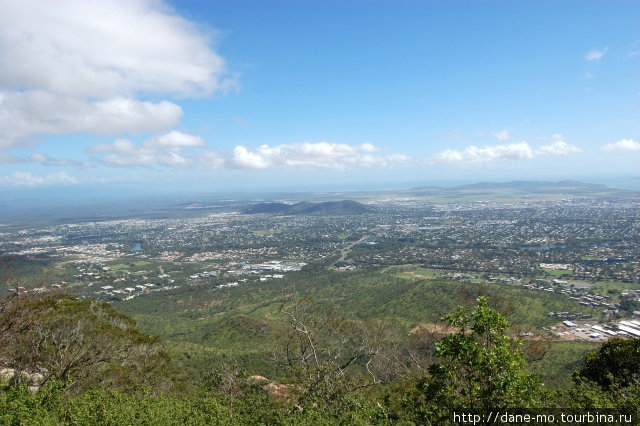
409, 322, 459, 336
248, 375, 292, 399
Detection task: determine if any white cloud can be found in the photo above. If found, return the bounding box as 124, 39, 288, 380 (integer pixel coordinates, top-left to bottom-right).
0, 0, 235, 98
87, 131, 205, 167
535, 141, 582, 156
151, 131, 206, 148
429, 142, 534, 164
230, 145, 272, 169
0, 171, 78, 187
493, 130, 510, 141
601, 138, 640, 152
200, 150, 227, 169
429, 140, 584, 165
0, 0, 235, 148
29, 151, 88, 167
225, 142, 409, 170
29, 152, 49, 164
87, 138, 413, 170
0, 92, 183, 148
585, 47, 608, 61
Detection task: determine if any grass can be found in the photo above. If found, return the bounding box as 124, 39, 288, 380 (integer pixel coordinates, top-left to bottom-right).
581, 256, 604, 261
529, 341, 598, 388
112, 265, 603, 381
107, 260, 152, 272
252, 230, 277, 236
541, 268, 573, 277
396, 268, 442, 279
108, 263, 131, 272
591, 281, 640, 292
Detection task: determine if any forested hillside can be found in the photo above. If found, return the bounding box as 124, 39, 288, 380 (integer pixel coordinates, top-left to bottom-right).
1, 289, 637, 425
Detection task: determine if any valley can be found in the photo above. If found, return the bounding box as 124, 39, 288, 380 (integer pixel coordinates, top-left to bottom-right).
2, 182, 639, 388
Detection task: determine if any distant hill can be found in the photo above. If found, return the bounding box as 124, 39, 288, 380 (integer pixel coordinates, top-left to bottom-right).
453, 180, 612, 193
242, 200, 370, 215
410, 180, 625, 196
242, 202, 292, 214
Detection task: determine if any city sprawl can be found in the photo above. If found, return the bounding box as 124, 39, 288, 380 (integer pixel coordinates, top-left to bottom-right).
2, 194, 639, 343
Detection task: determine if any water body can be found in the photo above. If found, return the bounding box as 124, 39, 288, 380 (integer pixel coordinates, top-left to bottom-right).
131, 242, 142, 252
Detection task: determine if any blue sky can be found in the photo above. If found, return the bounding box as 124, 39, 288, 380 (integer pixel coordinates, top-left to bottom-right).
0, 0, 639, 194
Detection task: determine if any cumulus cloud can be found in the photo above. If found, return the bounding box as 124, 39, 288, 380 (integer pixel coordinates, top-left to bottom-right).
87, 131, 205, 167
429, 142, 534, 164
585, 47, 608, 61
0, 0, 235, 148
429, 140, 583, 165
87, 138, 413, 170
0, 171, 78, 187
29, 151, 88, 167
225, 142, 410, 170
200, 150, 227, 169
0, 0, 235, 98
0, 92, 183, 148
535, 141, 582, 156
601, 138, 640, 152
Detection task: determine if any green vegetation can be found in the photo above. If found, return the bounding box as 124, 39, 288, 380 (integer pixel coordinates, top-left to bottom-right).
0, 294, 172, 395
404, 297, 541, 422
529, 341, 598, 388
243, 200, 370, 215
396, 267, 443, 279
591, 281, 640, 294
107, 263, 131, 272
107, 267, 601, 382
1, 294, 638, 424
577, 338, 640, 389
541, 268, 573, 277
2, 183, 638, 422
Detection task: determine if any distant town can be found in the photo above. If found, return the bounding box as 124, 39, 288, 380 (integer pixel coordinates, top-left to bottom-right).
2, 184, 639, 342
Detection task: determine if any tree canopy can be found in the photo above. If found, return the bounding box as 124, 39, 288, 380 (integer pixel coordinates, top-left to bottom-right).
576, 337, 640, 389
0, 294, 171, 393
411, 297, 541, 422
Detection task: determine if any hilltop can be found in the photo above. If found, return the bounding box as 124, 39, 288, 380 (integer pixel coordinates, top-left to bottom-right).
242, 200, 370, 215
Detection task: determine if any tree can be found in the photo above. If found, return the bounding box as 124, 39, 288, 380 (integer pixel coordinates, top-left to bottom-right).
0, 294, 172, 394
551, 338, 640, 416
273, 294, 392, 412
415, 297, 540, 419
576, 337, 640, 389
